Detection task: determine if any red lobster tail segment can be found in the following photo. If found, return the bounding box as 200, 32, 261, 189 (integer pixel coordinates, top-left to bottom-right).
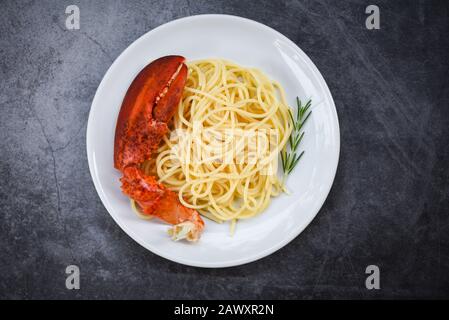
113, 55, 204, 242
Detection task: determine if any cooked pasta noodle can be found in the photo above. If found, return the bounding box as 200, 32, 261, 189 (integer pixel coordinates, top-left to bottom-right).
134, 59, 292, 229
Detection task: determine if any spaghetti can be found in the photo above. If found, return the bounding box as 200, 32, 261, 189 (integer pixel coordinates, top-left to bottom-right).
134, 59, 292, 230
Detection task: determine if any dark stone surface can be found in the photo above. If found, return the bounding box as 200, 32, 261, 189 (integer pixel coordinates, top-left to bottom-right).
0, 0, 448, 299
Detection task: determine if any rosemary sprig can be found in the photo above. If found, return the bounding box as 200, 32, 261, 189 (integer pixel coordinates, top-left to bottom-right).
281, 97, 312, 177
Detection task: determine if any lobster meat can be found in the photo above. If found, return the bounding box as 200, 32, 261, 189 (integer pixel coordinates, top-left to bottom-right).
114, 55, 204, 241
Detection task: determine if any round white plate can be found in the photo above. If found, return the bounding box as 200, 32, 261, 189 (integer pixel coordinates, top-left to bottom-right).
87, 14, 339, 268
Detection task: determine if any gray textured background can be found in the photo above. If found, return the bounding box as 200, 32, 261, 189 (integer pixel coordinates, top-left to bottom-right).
1, 0, 448, 299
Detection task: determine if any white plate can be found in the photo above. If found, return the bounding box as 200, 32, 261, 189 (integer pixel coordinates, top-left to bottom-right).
87, 14, 340, 268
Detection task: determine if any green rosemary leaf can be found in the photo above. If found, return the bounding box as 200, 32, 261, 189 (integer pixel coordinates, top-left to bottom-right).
288, 151, 304, 174
282, 97, 312, 177
280, 148, 286, 171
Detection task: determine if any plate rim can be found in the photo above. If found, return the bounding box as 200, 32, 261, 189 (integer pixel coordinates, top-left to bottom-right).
86, 13, 340, 268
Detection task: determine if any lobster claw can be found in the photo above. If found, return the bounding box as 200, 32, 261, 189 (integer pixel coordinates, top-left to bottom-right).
113, 55, 204, 242
114, 55, 188, 171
